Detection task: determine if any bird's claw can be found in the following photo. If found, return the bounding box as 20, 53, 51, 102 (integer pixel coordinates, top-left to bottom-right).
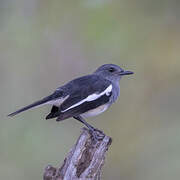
89, 128, 105, 141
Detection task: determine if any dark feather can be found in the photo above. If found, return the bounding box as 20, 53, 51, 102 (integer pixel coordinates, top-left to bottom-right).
8, 90, 64, 117
49, 75, 112, 120
46, 106, 59, 119
57, 91, 112, 121
8, 74, 111, 119
60, 75, 111, 112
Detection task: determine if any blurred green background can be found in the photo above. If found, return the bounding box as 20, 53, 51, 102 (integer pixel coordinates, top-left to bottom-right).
1, 0, 180, 179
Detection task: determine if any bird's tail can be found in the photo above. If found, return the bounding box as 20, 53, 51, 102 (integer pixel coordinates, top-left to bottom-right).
8, 95, 54, 117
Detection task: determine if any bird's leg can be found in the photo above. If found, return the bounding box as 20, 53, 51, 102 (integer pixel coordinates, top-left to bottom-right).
73, 116, 95, 131
73, 116, 105, 141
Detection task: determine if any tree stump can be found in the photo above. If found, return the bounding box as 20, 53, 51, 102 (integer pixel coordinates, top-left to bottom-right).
43, 128, 112, 180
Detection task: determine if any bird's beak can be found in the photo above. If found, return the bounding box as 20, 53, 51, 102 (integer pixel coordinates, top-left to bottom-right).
119, 70, 134, 76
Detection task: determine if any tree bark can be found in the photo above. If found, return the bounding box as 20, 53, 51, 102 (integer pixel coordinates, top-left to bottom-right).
43, 128, 112, 180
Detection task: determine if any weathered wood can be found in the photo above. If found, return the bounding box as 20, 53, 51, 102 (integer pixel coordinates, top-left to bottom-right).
43, 128, 112, 180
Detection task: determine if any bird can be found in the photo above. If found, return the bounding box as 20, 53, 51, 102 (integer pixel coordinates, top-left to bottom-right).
8, 64, 133, 140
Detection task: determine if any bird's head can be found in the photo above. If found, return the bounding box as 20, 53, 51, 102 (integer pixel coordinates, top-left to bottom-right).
94, 64, 134, 81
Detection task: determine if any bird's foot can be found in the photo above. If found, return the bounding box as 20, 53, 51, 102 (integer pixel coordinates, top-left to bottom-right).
89, 128, 105, 141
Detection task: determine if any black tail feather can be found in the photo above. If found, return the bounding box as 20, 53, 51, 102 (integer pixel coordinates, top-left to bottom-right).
46, 106, 59, 119
8, 95, 53, 117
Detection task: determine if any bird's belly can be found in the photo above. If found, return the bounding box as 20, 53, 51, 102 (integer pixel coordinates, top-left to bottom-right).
81, 104, 109, 118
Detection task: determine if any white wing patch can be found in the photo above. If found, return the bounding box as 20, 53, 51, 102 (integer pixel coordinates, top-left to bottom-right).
61, 84, 112, 113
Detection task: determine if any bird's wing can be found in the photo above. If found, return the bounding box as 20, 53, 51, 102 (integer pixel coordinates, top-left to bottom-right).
49, 75, 113, 120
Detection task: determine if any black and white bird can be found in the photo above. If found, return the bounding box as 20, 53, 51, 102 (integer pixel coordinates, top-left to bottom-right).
8, 64, 133, 139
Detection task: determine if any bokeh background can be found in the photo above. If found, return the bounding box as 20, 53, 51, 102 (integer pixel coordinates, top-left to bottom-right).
1, 0, 180, 179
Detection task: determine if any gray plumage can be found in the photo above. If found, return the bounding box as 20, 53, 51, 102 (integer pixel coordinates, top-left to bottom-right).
8, 64, 133, 138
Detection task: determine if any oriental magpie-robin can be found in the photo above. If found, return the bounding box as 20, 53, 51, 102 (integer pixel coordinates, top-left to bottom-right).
8, 64, 133, 139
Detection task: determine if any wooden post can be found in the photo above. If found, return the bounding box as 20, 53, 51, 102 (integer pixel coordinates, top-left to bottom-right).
43, 128, 112, 180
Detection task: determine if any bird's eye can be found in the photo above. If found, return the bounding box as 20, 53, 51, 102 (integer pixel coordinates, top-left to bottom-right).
109, 67, 115, 72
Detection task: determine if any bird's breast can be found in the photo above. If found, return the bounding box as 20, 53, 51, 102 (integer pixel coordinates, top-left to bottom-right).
111, 83, 120, 103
